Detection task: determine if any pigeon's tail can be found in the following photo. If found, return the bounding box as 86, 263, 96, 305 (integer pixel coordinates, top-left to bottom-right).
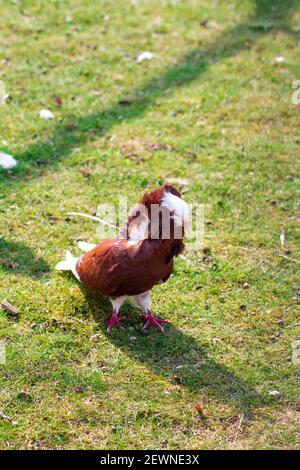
77, 241, 97, 252
55, 250, 80, 281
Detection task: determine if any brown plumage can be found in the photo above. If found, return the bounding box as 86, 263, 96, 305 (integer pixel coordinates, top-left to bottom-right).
76, 238, 175, 298
57, 184, 189, 333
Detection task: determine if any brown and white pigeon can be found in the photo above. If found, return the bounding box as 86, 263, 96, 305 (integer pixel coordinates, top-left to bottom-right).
56, 184, 189, 333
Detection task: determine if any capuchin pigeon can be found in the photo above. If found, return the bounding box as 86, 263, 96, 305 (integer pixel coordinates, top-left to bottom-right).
56, 184, 189, 333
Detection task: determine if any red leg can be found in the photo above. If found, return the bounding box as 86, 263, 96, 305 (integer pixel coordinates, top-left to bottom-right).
106, 310, 126, 333
140, 310, 169, 333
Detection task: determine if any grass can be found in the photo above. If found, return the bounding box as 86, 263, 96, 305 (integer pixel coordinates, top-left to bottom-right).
0, 0, 299, 450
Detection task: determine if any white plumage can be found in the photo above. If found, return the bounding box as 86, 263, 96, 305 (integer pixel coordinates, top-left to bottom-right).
55, 250, 80, 281
161, 191, 190, 227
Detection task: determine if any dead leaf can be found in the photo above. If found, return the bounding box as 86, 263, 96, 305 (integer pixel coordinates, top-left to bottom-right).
147, 143, 178, 152
194, 401, 204, 414
48, 214, 58, 224
200, 19, 219, 29
17, 390, 32, 401
65, 124, 78, 131
79, 167, 92, 177
53, 95, 63, 106
5, 261, 18, 270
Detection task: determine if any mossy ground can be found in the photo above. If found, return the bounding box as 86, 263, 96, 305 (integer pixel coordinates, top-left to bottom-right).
0, 0, 299, 449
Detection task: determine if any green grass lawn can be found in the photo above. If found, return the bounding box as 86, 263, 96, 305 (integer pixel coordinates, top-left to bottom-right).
0, 0, 299, 450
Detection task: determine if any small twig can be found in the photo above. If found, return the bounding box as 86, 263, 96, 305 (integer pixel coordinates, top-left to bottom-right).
277, 253, 300, 265
1, 299, 19, 316
286, 321, 300, 329
50, 317, 87, 325
240, 248, 300, 265
233, 413, 244, 443
67, 212, 119, 231
0, 411, 18, 425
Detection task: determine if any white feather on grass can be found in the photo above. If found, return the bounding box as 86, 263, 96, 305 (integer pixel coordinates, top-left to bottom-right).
0, 152, 17, 170
136, 51, 156, 63
55, 250, 80, 281
39, 109, 54, 120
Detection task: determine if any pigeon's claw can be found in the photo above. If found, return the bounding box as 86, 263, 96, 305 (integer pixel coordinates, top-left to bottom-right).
140, 311, 169, 333
106, 312, 126, 333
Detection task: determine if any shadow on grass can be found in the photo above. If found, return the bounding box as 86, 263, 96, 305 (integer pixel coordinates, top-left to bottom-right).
0, 237, 49, 277
0, 0, 298, 191
81, 288, 265, 417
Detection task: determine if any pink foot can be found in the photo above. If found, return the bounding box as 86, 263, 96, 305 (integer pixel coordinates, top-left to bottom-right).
106, 311, 126, 333
140, 310, 169, 333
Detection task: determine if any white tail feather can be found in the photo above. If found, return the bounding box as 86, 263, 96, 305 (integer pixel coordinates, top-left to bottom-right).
55, 250, 80, 281
77, 241, 97, 252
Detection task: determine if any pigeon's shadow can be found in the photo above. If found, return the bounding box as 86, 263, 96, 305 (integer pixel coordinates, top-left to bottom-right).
0, 237, 50, 278
81, 287, 265, 417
